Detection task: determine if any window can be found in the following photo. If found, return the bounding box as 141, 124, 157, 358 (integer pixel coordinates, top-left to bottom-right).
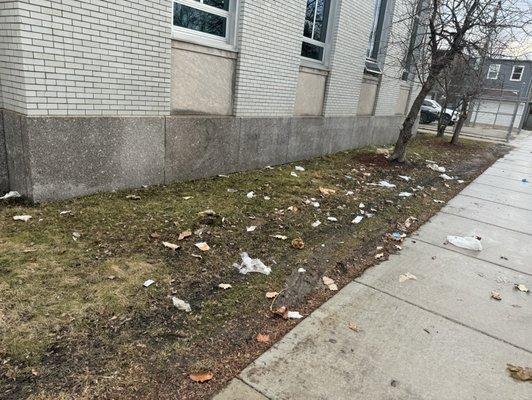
172, 0, 237, 48
510, 65, 524, 81
301, 0, 332, 63
367, 0, 388, 61
487, 64, 501, 80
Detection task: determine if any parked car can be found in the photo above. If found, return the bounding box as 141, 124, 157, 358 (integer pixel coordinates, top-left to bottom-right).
421, 99, 459, 125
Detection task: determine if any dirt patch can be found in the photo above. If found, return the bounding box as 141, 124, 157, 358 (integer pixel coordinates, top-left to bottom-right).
0, 135, 509, 399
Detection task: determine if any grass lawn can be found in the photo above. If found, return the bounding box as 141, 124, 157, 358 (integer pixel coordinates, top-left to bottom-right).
0, 134, 507, 399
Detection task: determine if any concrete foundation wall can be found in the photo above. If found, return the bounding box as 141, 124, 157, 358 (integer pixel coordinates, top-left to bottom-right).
357, 75, 379, 116
1, 109, 403, 202
294, 68, 327, 116
0, 109, 9, 193
171, 41, 236, 116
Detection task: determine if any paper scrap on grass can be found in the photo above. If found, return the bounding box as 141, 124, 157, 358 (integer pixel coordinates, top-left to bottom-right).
1, 191, 21, 200
378, 180, 397, 188
234, 252, 271, 275
172, 297, 192, 312
13, 215, 32, 222
352, 216, 364, 224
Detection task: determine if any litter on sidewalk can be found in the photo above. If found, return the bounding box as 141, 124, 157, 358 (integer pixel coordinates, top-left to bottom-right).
447, 235, 483, 251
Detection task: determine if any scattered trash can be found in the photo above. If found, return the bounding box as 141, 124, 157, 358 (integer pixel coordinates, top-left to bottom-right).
322, 276, 338, 291
399, 273, 417, 282
295, 166, 305, 172
327, 217, 338, 222
375, 253, 384, 260
234, 252, 271, 275
457, 180, 465, 184
265, 291, 278, 299
182, 196, 193, 200
246, 191, 255, 199
0, 191, 21, 200
391, 232, 403, 241
291, 172, 298, 177
59, 210, 72, 215
13, 215, 32, 222
264, 196, 271, 200
398, 192, 413, 197
298, 268, 306, 273
507, 364, 532, 381
447, 235, 483, 251
433, 199, 445, 204
522, 178, 529, 183
490, 291, 502, 301
172, 297, 192, 312
378, 180, 397, 188
291, 238, 305, 249
178, 230, 192, 241
398, 175, 411, 182
514, 284, 529, 293
427, 163, 446, 173
189, 372, 213, 383
227, 188, 238, 193
439, 174, 454, 180
286, 311, 303, 319
256, 333, 271, 343
72, 231, 81, 241
218, 283, 232, 290
271, 234, 288, 240
359, 203, 365, 208
376, 148, 390, 156
126, 194, 141, 200
195, 242, 210, 252
319, 187, 336, 196
143, 279, 155, 288
246, 226, 257, 232
311, 220, 322, 228
163, 241, 180, 251
352, 215, 364, 224
348, 321, 359, 332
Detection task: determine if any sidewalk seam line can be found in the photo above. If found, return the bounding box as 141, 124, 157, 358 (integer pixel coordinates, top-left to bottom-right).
440, 210, 532, 236
482, 171, 531, 183
472, 181, 532, 196
413, 238, 532, 277
354, 281, 532, 355
456, 193, 532, 212
235, 377, 274, 399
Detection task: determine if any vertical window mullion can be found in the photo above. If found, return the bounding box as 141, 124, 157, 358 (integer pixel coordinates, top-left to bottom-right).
311, 1, 318, 40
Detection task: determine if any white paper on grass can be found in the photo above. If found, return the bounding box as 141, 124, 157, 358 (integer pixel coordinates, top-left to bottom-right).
172, 297, 192, 312
427, 163, 446, 173
286, 311, 303, 319
352, 216, 364, 224
1, 191, 21, 200
234, 252, 271, 275
398, 192, 413, 197
447, 235, 483, 251
398, 175, 411, 182
378, 180, 397, 188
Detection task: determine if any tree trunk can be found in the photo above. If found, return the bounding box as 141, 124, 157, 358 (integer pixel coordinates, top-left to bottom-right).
390, 77, 435, 162
436, 97, 449, 137
451, 99, 469, 145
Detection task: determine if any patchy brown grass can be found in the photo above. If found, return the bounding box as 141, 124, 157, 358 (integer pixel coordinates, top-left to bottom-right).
0, 134, 508, 399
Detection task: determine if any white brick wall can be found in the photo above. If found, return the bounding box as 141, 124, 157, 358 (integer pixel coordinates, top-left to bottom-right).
1, 0, 171, 116
233, 0, 306, 117
323, 0, 373, 116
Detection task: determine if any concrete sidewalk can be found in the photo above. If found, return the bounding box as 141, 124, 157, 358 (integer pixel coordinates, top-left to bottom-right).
214, 135, 532, 400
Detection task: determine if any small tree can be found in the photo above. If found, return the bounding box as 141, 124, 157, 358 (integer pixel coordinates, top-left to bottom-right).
388, 0, 530, 162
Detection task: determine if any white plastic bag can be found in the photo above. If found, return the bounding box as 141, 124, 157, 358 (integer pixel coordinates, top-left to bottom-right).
447, 235, 483, 251
234, 252, 271, 275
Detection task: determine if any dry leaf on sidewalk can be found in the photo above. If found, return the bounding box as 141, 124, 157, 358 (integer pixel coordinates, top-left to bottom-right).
256, 333, 270, 343
507, 364, 532, 381
189, 372, 213, 383
490, 291, 502, 301
399, 273, 417, 283
348, 322, 359, 332
515, 284, 529, 293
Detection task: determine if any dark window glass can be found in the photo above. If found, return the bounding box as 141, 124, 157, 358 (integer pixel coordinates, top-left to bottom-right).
302, 42, 323, 61
173, 3, 227, 37
304, 0, 316, 38
203, 0, 229, 11
313, 0, 330, 42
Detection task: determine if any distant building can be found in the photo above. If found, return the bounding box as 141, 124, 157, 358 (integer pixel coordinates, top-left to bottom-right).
469, 58, 532, 131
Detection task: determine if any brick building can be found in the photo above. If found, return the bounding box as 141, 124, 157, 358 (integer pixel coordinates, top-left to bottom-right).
0, 0, 419, 201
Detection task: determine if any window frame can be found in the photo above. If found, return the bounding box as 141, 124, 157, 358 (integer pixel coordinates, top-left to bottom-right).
301, 0, 336, 67
486, 64, 501, 80
171, 0, 239, 51
510, 65, 524, 82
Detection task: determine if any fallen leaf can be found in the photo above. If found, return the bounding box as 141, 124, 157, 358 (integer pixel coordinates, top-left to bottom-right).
162, 241, 180, 251
515, 284, 529, 293
218, 283, 232, 290
319, 187, 336, 196
507, 364, 532, 381
256, 333, 270, 343
265, 291, 279, 299
195, 242, 210, 252
348, 322, 359, 332
150, 232, 161, 239
328, 283, 338, 291
322, 276, 335, 286
189, 372, 213, 383
491, 291, 502, 301
399, 273, 417, 283
291, 238, 305, 249
178, 230, 192, 241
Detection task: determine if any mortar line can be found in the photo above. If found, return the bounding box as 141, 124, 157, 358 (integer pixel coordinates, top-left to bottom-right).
456, 193, 532, 212
413, 238, 532, 277
440, 210, 532, 236
354, 281, 532, 355
472, 181, 532, 196
235, 377, 274, 399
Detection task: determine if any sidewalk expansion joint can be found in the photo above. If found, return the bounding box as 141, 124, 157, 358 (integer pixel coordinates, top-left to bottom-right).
440, 211, 532, 237
473, 181, 532, 196
235, 377, 274, 400
354, 281, 532, 355
457, 193, 532, 212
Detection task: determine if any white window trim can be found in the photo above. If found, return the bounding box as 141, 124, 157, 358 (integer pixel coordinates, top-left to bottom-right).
171, 0, 239, 52
510, 65, 524, 81
487, 64, 501, 80
301, 0, 337, 67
